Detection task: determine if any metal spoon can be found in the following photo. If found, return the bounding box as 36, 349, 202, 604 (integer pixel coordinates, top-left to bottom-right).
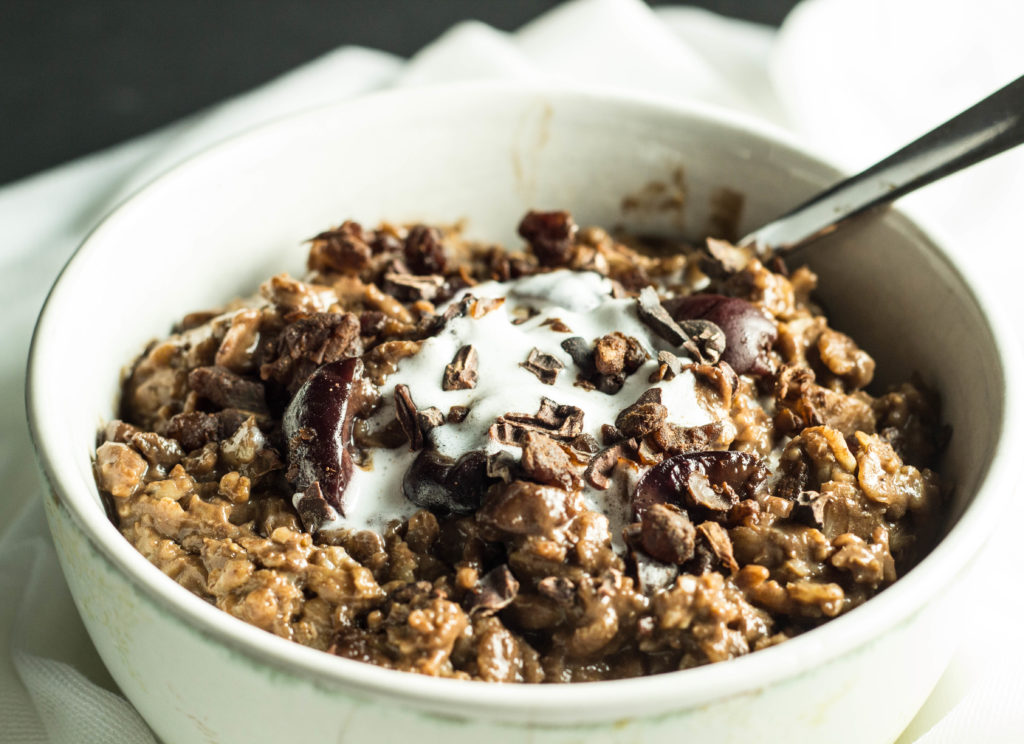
741, 74, 1024, 256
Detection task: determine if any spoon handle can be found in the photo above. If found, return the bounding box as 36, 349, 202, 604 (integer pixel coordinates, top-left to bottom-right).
741, 74, 1024, 254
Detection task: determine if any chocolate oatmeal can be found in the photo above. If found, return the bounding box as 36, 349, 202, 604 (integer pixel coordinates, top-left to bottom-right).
94, 211, 945, 682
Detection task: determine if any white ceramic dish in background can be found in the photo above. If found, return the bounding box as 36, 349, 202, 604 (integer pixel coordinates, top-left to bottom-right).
26, 84, 1021, 744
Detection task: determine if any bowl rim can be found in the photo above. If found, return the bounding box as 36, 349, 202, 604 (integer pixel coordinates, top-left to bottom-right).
25, 80, 1024, 721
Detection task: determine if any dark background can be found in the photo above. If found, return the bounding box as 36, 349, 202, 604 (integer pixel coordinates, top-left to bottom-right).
0, 0, 799, 186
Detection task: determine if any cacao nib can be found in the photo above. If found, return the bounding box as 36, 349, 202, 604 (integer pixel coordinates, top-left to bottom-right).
519, 347, 564, 385
443, 345, 479, 391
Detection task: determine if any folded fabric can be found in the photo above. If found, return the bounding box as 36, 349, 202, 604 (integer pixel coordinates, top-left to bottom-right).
2, 0, 1021, 741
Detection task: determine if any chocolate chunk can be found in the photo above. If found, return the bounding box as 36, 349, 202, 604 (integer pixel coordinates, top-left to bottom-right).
394, 384, 425, 450
519, 347, 564, 385
404, 224, 447, 275
490, 397, 585, 445
465, 564, 519, 616
517, 210, 578, 267
443, 345, 479, 391
188, 366, 268, 413
521, 431, 575, 489
447, 405, 470, 424
615, 389, 668, 438
295, 481, 338, 533
640, 503, 696, 564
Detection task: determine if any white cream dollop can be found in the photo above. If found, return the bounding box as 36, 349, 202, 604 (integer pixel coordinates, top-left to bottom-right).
325, 270, 713, 538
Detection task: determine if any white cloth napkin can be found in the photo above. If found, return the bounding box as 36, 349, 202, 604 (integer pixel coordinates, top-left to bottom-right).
3, 0, 1022, 741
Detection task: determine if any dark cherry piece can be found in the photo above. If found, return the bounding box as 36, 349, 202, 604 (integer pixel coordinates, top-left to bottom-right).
663, 294, 777, 375
403, 449, 495, 516
283, 357, 364, 516
631, 451, 768, 520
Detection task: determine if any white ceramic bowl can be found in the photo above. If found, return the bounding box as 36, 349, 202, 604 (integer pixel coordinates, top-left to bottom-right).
27, 84, 1021, 744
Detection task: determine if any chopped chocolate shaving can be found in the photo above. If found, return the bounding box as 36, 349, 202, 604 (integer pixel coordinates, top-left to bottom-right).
447, 405, 470, 424
517, 210, 578, 267
519, 347, 564, 385
394, 384, 424, 450
584, 438, 639, 490
489, 397, 585, 445
295, 481, 337, 533
465, 564, 520, 616
442, 344, 479, 391
521, 431, 575, 489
